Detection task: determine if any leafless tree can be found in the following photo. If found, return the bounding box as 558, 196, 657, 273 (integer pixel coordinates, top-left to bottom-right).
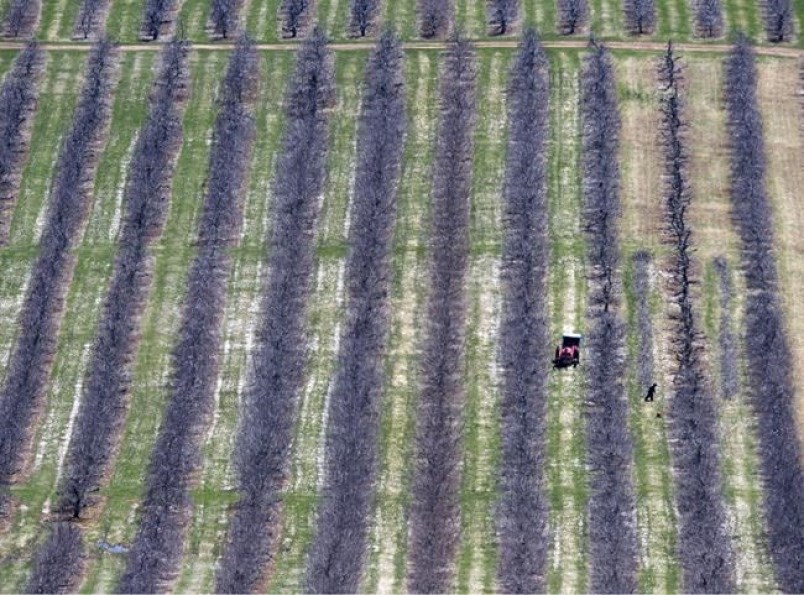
406, 37, 476, 594
581, 40, 639, 594
659, 43, 735, 593
557, 0, 587, 34
419, 0, 452, 38
488, 0, 518, 35
25, 523, 84, 594
496, 29, 550, 594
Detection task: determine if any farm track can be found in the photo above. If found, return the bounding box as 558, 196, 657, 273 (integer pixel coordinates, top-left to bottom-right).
0, 39, 803, 57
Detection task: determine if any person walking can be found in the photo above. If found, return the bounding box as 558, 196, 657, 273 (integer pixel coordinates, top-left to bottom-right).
645, 383, 657, 402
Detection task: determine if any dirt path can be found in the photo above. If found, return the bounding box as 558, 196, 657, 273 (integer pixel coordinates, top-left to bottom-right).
1, 38, 802, 57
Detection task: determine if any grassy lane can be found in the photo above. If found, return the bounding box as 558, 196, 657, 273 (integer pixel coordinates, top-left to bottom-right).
544, 49, 588, 594
685, 55, 776, 591
171, 51, 293, 594
520, 0, 556, 36
0, 52, 152, 593
317, 0, 350, 40
381, 0, 419, 40
265, 50, 364, 593
106, 0, 148, 42
39, 0, 81, 41
616, 55, 680, 594
361, 49, 438, 594
178, 0, 212, 40
722, 0, 763, 39
454, 0, 486, 38
454, 48, 508, 595
75, 51, 225, 592
757, 57, 804, 441
243, 0, 282, 42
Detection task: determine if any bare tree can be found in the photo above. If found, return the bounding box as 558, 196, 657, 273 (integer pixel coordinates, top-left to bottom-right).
210, 0, 242, 38
2, 0, 40, 38
348, 0, 379, 37
693, 0, 723, 38
659, 43, 735, 593
496, 29, 550, 594
763, 0, 793, 42
140, 0, 178, 40
73, 0, 109, 39
623, 0, 655, 34
215, 29, 335, 594
305, 31, 406, 594
724, 36, 803, 592
488, 0, 518, 35
280, 0, 315, 38
419, 0, 452, 38
0, 42, 44, 245
580, 40, 639, 594
406, 37, 476, 595
557, 0, 588, 35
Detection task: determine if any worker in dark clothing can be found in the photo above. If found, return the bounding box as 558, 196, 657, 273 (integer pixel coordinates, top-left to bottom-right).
645, 383, 657, 402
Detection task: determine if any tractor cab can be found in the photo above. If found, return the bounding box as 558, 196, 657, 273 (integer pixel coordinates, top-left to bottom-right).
553, 333, 582, 369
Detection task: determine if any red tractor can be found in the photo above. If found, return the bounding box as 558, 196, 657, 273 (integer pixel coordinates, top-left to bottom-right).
553, 333, 582, 369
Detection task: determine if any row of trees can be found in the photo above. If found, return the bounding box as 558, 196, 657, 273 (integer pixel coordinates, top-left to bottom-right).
2, 0, 38, 37
0, 42, 44, 245
724, 37, 803, 593
632, 251, 654, 392
117, 38, 258, 593
712, 256, 738, 400
304, 31, 406, 594
0, 40, 118, 506
24, 39, 189, 594
496, 30, 550, 594
57, 39, 189, 522
406, 38, 475, 594
658, 44, 734, 593
214, 29, 335, 593
580, 41, 638, 594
